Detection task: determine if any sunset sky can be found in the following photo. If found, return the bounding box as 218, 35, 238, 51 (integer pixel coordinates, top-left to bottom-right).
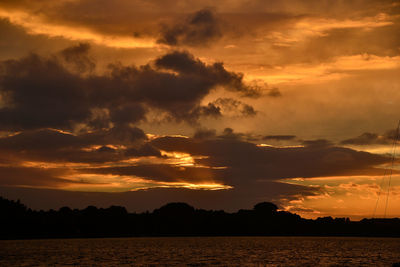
0, 0, 400, 219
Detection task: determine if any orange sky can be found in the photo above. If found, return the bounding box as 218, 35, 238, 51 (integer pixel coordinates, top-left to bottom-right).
0, 0, 399, 219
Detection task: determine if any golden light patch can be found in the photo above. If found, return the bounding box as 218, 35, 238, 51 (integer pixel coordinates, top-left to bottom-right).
171, 182, 232, 190
80, 144, 126, 152
257, 144, 305, 148
59, 173, 156, 192
0, 8, 157, 48
281, 175, 400, 219
60, 173, 232, 192
20, 161, 91, 169
247, 55, 400, 85
294, 13, 394, 36
264, 13, 395, 48
160, 150, 209, 167
145, 133, 159, 140
341, 145, 398, 155
145, 182, 233, 191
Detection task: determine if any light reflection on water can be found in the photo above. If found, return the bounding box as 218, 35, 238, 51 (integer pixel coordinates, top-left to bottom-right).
1, 236, 400, 266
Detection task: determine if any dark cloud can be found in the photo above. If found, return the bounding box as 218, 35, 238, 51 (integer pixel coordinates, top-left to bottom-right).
342, 132, 383, 145
154, 51, 261, 98
263, 135, 296, 141
267, 87, 282, 97
218, 127, 244, 140
210, 98, 257, 117
217, 128, 259, 142
0, 166, 75, 187
193, 128, 217, 139
83, 164, 220, 183
151, 135, 391, 185
0, 127, 146, 151
0, 53, 92, 131
341, 128, 399, 145
83, 125, 147, 146
60, 43, 95, 73
106, 50, 260, 123
0, 19, 73, 61
125, 143, 161, 157
0, 127, 152, 163
0, 129, 83, 151
0, 47, 258, 131
189, 103, 222, 120
109, 103, 147, 127
157, 8, 222, 47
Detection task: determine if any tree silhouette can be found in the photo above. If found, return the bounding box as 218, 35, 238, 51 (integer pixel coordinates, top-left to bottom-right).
253, 202, 278, 214
1, 196, 400, 239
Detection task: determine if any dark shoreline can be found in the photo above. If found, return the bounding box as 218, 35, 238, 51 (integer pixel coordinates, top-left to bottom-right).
2, 197, 400, 239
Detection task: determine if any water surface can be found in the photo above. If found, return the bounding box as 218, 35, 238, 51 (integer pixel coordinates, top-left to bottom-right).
1, 236, 400, 266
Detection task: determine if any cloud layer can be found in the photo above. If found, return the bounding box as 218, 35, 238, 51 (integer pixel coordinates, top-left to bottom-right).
0, 45, 258, 130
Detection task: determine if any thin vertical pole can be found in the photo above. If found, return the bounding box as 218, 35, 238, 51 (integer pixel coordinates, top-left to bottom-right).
384, 120, 400, 218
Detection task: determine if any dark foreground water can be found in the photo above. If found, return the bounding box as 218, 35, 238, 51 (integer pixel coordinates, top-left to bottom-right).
1, 237, 400, 266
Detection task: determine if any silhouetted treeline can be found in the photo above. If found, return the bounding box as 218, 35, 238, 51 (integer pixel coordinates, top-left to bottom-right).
1, 196, 400, 239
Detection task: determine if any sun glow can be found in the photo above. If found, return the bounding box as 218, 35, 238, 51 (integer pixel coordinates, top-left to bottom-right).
140, 182, 233, 191
281, 175, 400, 219
59, 172, 232, 192
257, 144, 305, 148
160, 150, 208, 167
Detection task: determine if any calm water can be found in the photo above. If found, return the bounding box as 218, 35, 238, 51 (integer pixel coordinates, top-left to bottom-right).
1, 237, 400, 266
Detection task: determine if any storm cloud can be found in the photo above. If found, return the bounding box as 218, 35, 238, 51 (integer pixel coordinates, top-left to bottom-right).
0, 127, 157, 164
150, 135, 391, 185
0, 46, 258, 131
158, 8, 222, 47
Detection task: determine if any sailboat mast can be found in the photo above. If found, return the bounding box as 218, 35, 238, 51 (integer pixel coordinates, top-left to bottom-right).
383, 120, 400, 218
